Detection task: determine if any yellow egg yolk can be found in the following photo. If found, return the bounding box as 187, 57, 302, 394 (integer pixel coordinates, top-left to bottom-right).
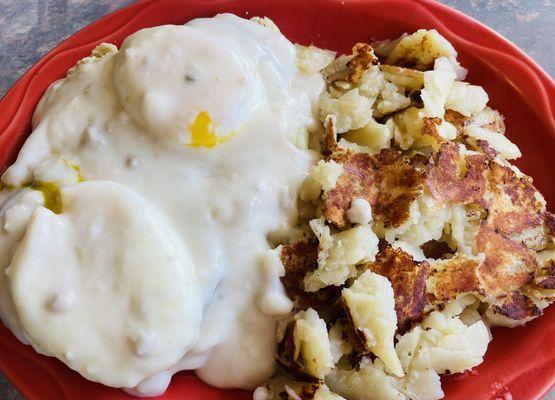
188, 112, 233, 148
31, 182, 62, 214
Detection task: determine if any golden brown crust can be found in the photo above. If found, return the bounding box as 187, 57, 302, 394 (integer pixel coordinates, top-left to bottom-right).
347, 43, 378, 83
276, 321, 320, 383
281, 241, 318, 278
444, 109, 468, 130
277, 35, 555, 344
284, 149, 550, 327
324, 149, 425, 228
545, 212, 555, 237
444, 110, 500, 159
391, 35, 435, 71
280, 240, 316, 305
421, 117, 443, 143
427, 256, 482, 304
536, 259, 555, 290
426, 142, 488, 204
280, 240, 341, 312
323, 150, 375, 228
491, 291, 541, 321
476, 226, 537, 297
322, 115, 339, 156
341, 297, 372, 354
364, 245, 428, 332
421, 240, 454, 259
473, 139, 499, 159
480, 162, 545, 240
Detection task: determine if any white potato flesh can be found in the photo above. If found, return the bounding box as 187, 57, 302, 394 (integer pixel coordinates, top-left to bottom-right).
342, 271, 404, 377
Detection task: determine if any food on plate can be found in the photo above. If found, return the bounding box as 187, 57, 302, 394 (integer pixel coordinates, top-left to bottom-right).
260, 28, 554, 400
0, 14, 552, 400
0, 14, 324, 396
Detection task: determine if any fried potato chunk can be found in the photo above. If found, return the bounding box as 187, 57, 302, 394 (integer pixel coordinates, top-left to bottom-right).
397, 310, 490, 376
479, 162, 547, 249
277, 308, 334, 381
426, 256, 482, 305
364, 245, 428, 332
323, 149, 425, 229
268, 26, 555, 400
342, 270, 404, 377
426, 142, 488, 204
380, 29, 457, 71
303, 220, 379, 292
484, 290, 542, 327
476, 226, 537, 297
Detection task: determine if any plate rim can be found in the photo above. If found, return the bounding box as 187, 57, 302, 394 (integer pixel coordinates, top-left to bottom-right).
0, 0, 554, 399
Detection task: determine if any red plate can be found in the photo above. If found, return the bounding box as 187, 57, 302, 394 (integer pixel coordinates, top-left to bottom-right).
1, 0, 554, 399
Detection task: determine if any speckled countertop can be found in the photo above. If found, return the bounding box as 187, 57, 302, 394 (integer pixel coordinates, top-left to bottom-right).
0, 0, 553, 399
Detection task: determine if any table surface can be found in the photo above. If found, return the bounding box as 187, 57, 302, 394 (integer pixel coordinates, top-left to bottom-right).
0, 0, 553, 399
